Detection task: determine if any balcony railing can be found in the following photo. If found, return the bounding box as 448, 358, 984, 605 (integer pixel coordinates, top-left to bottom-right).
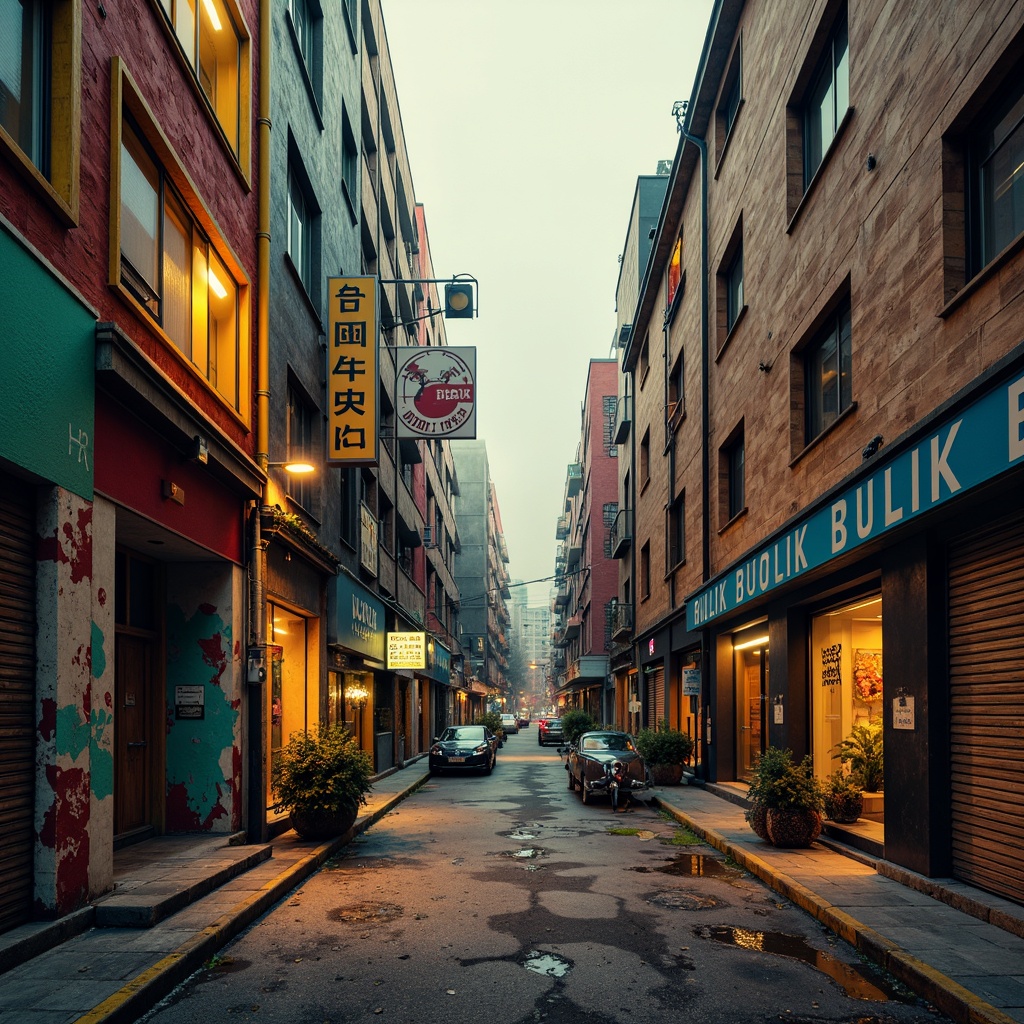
565, 462, 582, 498
555, 514, 569, 540
610, 601, 633, 640
610, 508, 633, 559
613, 394, 632, 444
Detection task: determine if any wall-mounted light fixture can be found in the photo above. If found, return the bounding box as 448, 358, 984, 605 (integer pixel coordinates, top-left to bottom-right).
347, 683, 370, 710
862, 435, 884, 460
268, 460, 316, 474
733, 634, 769, 651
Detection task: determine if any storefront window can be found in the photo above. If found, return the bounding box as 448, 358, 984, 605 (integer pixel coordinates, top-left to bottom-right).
733, 624, 769, 779
811, 594, 883, 789
267, 603, 316, 810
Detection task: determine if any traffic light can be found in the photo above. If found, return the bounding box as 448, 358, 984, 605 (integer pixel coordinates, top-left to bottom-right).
444, 281, 474, 318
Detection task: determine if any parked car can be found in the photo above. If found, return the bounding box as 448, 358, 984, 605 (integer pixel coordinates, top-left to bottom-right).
566, 730, 649, 810
517, 712, 531, 728
537, 716, 563, 747
429, 725, 498, 775
500, 713, 519, 736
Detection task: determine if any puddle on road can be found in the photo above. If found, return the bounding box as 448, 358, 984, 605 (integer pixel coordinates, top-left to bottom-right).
505, 831, 537, 841
499, 847, 546, 859
522, 950, 572, 977
696, 925, 903, 1000
628, 854, 742, 881
328, 902, 403, 924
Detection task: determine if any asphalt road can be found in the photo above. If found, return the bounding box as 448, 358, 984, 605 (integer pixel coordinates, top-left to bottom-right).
139, 728, 952, 1024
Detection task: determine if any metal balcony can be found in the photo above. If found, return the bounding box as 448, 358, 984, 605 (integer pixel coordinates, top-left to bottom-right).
613, 394, 632, 444
555, 514, 569, 540
610, 508, 633, 559
610, 602, 633, 640
565, 462, 582, 498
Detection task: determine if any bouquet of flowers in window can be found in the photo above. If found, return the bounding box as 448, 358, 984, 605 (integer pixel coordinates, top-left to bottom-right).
853, 649, 882, 703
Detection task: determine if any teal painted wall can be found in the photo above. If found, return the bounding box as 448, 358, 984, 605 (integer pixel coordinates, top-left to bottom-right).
1, 224, 94, 499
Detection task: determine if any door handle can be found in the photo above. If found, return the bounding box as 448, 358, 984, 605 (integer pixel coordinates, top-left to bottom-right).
127, 741, 148, 748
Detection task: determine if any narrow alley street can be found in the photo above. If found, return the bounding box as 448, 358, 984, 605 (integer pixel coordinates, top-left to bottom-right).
140, 729, 949, 1024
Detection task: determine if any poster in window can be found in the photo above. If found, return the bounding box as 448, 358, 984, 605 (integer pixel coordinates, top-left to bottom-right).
853, 649, 883, 703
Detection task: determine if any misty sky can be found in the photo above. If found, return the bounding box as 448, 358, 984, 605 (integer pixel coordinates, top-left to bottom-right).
383, 0, 715, 604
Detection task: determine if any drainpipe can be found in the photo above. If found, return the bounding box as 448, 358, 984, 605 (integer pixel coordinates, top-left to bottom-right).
676, 110, 710, 778
247, 0, 272, 844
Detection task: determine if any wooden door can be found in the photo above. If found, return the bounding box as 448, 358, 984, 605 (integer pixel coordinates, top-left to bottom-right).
114, 634, 152, 837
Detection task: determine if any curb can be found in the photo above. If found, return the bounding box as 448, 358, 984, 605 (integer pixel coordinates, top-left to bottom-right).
651, 795, 1014, 1024
72, 773, 430, 1024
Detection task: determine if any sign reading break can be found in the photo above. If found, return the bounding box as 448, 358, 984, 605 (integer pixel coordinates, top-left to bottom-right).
387, 632, 426, 670
328, 277, 379, 465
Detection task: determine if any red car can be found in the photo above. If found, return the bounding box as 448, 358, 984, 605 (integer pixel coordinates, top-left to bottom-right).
537, 717, 564, 747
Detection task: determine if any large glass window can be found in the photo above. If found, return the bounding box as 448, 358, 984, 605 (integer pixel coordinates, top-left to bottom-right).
806, 300, 853, 440
803, 7, 849, 187
811, 594, 884, 816
160, 0, 242, 157
968, 82, 1024, 275
733, 625, 768, 779
118, 116, 243, 412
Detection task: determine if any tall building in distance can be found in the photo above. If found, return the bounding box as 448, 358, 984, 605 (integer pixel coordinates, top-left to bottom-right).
454, 441, 512, 707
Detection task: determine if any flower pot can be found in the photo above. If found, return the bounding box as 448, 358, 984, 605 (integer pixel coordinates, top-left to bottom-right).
746, 802, 770, 841
649, 763, 684, 786
290, 802, 358, 841
766, 807, 822, 848
825, 791, 863, 824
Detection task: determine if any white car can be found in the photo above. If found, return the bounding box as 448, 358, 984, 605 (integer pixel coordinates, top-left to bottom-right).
500, 713, 519, 736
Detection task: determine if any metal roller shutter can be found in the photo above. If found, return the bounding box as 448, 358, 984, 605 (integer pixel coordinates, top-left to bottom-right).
948, 510, 1024, 905
647, 666, 665, 729
0, 474, 37, 931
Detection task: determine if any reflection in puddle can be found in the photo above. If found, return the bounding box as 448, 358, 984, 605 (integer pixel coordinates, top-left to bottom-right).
629, 854, 742, 880
522, 950, 572, 977
697, 925, 902, 1000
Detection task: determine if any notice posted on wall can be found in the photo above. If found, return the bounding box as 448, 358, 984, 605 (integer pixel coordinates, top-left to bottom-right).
893, 695, 914, 731
175, 685, 205, 720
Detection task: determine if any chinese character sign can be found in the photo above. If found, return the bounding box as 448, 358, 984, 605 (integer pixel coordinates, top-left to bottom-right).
328, 277, 379, 465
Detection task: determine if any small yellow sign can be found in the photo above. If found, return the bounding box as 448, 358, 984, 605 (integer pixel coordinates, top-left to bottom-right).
327, 277, 379, 465
387, 632, 426, 670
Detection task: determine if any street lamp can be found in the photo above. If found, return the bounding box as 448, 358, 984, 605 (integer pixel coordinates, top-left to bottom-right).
268, 460, 316, 474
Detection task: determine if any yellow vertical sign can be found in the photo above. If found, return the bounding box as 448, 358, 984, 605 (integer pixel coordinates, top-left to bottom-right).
327, 277, 379, 465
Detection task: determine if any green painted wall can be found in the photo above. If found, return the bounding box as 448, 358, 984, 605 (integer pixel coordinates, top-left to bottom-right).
1, 224, 94, 499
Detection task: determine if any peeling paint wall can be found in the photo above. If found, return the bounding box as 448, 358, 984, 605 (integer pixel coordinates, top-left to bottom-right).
165, 564, 243, 833
34, 487, 94, 917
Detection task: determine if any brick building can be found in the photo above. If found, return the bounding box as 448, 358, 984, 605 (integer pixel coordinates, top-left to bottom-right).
620, 0, 1024, 904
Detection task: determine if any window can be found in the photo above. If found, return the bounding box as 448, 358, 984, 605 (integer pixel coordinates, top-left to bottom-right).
288, 0, 323, 111
668, 492, 685, 569
967, 81, 1024, 276
668, 352, 684, 426
159, 0, 245, 161
638, 333, 650, 384
341, 107, 358, 209
716, 38, 743, 165
640, 542, 651, 600
803, 6, 849, 188
640, 429, 650, 489
0, 0, 80, 219
667, 235, 683, 308
287, 156, 318, 297
115, 87, 248, 416
287, 383, 318, 512
602, 395, 617, 455
721, 425, 745, 525
717, 219, 745, 348
806, 300, 852, 441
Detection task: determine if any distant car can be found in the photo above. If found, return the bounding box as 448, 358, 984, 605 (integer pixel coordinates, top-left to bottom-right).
537, 716, 563, 747
500, 713, 519, 735
517, 713, 531, 728
566, 730, 649, 810
429, 725, 498, 775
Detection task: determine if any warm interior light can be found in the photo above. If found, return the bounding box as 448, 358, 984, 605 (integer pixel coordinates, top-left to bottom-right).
734, 635, 769, 651
209, 267, 228, 299
201, 0, 222, 31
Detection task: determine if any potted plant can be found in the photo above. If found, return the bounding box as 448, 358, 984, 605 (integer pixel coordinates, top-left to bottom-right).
560, 709, 599, 747
823, 769, 864, 823
271, 723, 373, 840
635, 721, 694, 785
833, 722, 884, 793
744, 747, 824, 847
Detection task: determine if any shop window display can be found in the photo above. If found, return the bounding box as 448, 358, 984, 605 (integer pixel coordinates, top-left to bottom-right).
810, 594, 882, 807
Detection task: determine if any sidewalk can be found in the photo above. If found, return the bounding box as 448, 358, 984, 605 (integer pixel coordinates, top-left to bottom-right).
653, 782, 1024, 1024
0, 767, 1022, 1024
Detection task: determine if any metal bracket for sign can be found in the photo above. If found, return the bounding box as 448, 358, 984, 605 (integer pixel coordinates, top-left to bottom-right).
378, 274, 479, 316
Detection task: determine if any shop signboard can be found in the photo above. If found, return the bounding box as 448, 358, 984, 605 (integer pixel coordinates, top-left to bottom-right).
688, 367, 1024, 629
388, 632, 426, 670
395, 347, 477, 439
331, 574, 385, 665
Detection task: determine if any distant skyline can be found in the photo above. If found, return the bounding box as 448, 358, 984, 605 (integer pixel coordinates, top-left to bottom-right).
383, 0, 716, 603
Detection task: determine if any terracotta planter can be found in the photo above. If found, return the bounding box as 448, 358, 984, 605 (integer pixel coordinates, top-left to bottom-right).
765, 807, 822, 848
290, 802, 358, 841
649, 763, 684, 786
746, 802, 770, 841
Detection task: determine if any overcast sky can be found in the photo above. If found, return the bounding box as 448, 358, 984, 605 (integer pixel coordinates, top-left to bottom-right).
383, 0, 716, 605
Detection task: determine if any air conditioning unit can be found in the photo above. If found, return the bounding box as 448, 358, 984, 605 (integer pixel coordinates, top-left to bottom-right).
422, 526, 433, 547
